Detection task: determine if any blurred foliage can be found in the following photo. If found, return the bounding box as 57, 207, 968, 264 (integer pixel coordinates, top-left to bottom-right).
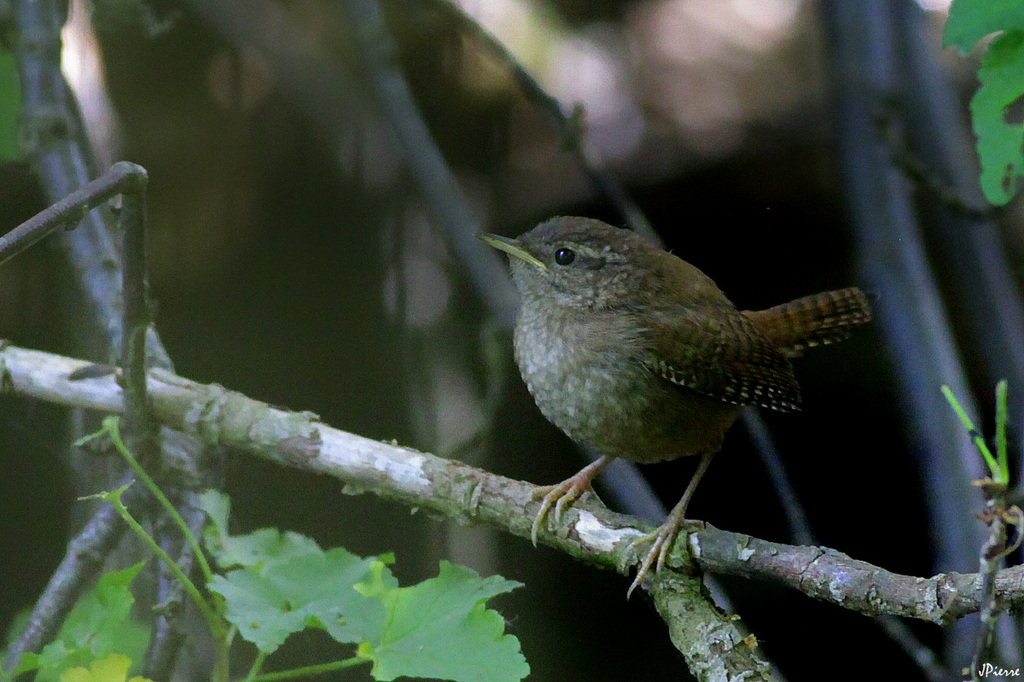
0, 47, 19, 161
946, 0, 1024, 204
5, 563, 150, 682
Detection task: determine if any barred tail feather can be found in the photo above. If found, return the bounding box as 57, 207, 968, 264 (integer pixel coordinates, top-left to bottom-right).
743, 287, 872, 357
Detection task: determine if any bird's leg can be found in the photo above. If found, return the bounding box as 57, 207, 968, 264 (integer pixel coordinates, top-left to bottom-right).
530, 455, 614, 545
626, 451, 716, 598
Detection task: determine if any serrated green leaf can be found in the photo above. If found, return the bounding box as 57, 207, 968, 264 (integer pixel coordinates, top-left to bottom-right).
208, 570, 308, 653
945, 0, 1024, 52
18, 564, 150, 682
199, 489, 320, 569
198, 491, 527, 679
208, 547, 384, 653
971, 30, 1024, 203
0, 48, 18, 161
356, 561, 528, 682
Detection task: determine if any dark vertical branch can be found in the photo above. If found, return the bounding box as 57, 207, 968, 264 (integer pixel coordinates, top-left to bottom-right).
109, 164, 189, 679
891, 4, 1024, 667
10, 1, 204, 675
15, 0, 170, 369
144, 498, 208, 679
115, 164, 154, 455
892, 2, 1024, 467
743, 409, 813, 546
820, 0, 988, 670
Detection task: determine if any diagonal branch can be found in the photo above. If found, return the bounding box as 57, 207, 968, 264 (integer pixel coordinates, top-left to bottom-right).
3, 343, 775, 680
4, 341, 1021, 628
424, 0, 654, 239
1, 491, 127, 672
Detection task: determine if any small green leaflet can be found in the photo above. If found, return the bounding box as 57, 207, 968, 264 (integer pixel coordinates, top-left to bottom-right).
9, 564, 150, 682
0, 47, 17, 161
58, 653, 154, 682
945, 0, 1024, 204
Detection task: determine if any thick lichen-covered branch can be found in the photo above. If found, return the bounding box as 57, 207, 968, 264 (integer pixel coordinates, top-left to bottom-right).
6, 342, 1023, 678
4, 342, 1020, 625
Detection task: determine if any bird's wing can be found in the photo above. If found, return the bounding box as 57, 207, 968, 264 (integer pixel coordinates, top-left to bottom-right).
638, 305, 802, 412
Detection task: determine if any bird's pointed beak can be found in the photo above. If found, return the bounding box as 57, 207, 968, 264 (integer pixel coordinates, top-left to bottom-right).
476, 233, 548, 270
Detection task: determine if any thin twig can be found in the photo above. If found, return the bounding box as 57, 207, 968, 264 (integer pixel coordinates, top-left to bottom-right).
0, 161, 144, 266
338, 0, 517, 324
742, 409, 813, 546
2, 489, 127, 673
873, 615, 949, 682
746, 407, 947, 678
424, 0, 655, 240
969, 489, 1008, 681
113, 164, 158, 465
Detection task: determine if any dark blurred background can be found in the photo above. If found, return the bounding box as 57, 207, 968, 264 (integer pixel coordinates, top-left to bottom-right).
0, 0, 1013, 680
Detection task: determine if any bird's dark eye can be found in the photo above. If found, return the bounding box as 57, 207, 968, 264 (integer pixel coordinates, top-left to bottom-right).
554, 248, 576, 265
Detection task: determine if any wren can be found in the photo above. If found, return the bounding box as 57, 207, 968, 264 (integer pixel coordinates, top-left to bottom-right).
479, 217, 871, 597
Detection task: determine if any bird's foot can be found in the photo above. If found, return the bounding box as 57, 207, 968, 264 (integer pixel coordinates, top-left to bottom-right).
530, 456, 612, 545
625, 517, 702, 599
625, 451, 715, 597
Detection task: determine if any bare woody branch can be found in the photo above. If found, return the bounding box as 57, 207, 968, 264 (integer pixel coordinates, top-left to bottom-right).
3, 343, 780, 680
4, 342, 1018, 628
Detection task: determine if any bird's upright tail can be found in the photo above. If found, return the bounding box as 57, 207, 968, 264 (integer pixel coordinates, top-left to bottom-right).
743, 287, 872, 357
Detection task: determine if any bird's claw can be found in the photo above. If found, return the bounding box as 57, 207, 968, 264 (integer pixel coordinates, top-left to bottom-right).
530, 477, 592, 545
625, 528, 672, 599
625, 519, 702, 598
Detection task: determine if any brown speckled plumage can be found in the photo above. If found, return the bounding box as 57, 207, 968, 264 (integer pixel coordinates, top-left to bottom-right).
480, 217, 872, 595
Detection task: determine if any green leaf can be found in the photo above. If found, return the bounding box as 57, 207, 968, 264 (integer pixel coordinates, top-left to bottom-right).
355, 561, 528, 682
971, 30, 1024, 204
945, 0, 1024, 52
59, 653, 154, 682
0, 48, 18, 162
208, 547, 382, 653
199, 489, 319, 569
207, 569, 308, 653
200, 491, 528, 679
14, 564, 150, 682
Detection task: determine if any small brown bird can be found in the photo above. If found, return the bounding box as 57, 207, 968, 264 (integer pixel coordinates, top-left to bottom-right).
480, 217, 871, 596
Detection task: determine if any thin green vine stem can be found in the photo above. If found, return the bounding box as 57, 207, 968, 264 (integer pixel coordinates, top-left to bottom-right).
251, 657, 370, 681
90, 484, 225, 640
99, 415, 216, 583
995, 379, 1008, 482
941, 385, 1001, 481
242, 651, 269, 682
